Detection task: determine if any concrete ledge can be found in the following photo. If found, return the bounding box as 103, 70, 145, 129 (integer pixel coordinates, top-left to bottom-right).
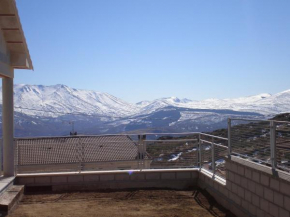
200, 169, 226, 186
0, 185, 24, 214
15, 169, 199, 191
0, 176, 15, 196
16, 168, 199, 177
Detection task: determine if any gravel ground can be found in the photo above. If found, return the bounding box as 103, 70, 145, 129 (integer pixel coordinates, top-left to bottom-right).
9, 189, 235, 217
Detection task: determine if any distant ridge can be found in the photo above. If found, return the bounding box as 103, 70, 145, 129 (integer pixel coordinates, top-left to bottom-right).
1, 84, 289, 136
0, 84, 289, 117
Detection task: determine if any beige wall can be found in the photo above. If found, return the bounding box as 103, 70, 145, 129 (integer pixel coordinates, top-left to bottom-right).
15, 157, 290, 217
16, 169, 199, 191
199, 157, 290, 217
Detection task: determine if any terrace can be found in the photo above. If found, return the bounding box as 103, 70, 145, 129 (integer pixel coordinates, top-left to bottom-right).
0, 1, 290, 217
0, 118, 288, 216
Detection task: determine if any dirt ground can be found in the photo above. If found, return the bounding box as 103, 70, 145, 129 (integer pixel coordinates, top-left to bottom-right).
9, 189, 235, 217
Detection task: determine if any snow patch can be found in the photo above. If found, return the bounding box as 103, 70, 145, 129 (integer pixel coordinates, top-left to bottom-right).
168, 152, 182, 161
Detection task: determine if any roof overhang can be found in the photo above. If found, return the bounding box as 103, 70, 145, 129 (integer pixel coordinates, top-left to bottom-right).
0, 0, 33, 70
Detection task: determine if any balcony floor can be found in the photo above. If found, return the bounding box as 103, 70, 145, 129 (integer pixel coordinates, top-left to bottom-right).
8, 189, 235, 217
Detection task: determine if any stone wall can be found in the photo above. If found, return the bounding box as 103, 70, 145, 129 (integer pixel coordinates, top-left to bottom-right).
15, 169, 199, 192
15, 157, 290, 217
198, 156, 290, 217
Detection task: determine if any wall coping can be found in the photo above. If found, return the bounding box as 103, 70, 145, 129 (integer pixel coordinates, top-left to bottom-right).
16, 168, 200, 177
16, 157, 290, 184
199, 169, 226, 186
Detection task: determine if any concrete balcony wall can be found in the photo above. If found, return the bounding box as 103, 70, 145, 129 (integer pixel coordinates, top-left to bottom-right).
15, 169, 199, 192
14, 157, 290, 217
199, 156, 290, 217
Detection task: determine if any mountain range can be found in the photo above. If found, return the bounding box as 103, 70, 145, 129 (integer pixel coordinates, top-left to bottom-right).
0, 84, 289, 137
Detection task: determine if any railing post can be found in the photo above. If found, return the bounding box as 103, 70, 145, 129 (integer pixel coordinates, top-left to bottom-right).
78, 137, 82, 172
270, 121, 277, 171
142, 135, 146, 168
211, 137, 215, 176
137, 135, 140, 168
82, 137, 85, 172
198, 134, 202, 169
15, 139, 18, 176
228, 118, 232, 158
138, 135, 145, 170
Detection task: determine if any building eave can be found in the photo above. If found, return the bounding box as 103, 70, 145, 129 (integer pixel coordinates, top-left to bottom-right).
0, 0, 33, 70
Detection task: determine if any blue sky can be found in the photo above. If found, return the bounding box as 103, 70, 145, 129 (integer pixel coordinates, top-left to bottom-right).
15, 0, 290, 103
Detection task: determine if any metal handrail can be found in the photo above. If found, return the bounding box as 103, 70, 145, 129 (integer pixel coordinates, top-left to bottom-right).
200, 139, 228, 149
199, 133, 228, 141
228, 117, 290, 173
230, 118, 290, 124
199, 133, 228, 179
145, 139, 198, 143
230, 118, 271, 122
14, 132, 200, 140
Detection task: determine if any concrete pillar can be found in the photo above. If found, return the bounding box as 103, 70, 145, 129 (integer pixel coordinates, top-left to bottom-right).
2, 77, 14, 176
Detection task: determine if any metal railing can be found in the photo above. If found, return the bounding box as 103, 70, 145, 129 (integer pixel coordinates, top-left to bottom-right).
14, 135, 144, 174
145, 135, 199, 169
199, 133, 228, 179
12, 118, 290, 178
228, 118, 290, 173
13, 132, 229, 178
14, 133, 204, 174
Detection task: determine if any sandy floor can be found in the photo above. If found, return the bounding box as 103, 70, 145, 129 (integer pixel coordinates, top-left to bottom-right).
9, 189, 235, 217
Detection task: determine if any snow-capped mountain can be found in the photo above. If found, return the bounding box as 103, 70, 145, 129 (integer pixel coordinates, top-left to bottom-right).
1, 84, 289, 118
136, 92, 288, 115
137, 97, 194, 114
250, 90, 290, 114
0, 84, 138, 118
0, 84, 289, 137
